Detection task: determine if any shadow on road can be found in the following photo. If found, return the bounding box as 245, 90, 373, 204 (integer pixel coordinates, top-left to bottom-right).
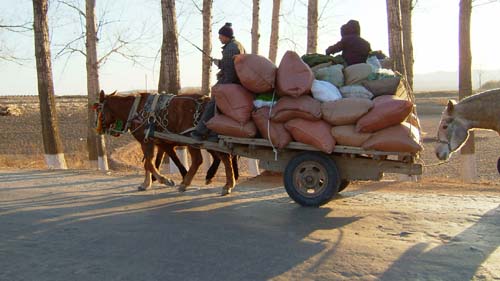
380, 205, 500, 281
0, 172, 362, 281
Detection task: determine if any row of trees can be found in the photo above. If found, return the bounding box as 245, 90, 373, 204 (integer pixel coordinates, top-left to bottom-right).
25, 0, 484, 178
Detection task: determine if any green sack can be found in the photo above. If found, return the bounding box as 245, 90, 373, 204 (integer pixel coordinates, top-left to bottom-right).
302, 53, 346, 67
314, 64, 345, 88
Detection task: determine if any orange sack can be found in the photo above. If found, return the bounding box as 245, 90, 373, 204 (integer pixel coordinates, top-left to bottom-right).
331, 125, 372, 147
362, 122, 422, 153
321, 98, 373, 126
276, 51, 314, 97
271, 95, 322, 123
252, 107, 292, 149
206, 114, 257, 138
212, 84, 254, 124
285, 119, 335, 154
235, 54, 277, 93
356, 95, 413, 133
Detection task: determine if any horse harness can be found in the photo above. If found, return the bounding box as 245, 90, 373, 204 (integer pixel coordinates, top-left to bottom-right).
98, 93, 204, 140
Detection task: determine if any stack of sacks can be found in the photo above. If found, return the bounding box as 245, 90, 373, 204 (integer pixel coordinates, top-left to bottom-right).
206, 84, 257, 138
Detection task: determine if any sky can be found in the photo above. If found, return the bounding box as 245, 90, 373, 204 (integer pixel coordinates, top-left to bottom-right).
0, 0, 499, 95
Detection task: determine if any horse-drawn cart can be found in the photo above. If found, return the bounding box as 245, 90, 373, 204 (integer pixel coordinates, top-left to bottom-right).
152, 131, 422, 207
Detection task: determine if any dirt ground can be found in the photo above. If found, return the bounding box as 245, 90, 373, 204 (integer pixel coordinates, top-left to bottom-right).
0, 94, 499, 280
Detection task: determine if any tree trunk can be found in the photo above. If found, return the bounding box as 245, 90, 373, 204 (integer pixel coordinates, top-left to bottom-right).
307, 0, 318, 54
400, 0, 414, 90
459, 0, 476, 181
86, 0, 108, 171
32, 0, 67, 169
268, 0, 281, 63
251, 0, 260, 54
386, 0, 406, 77
201, 0, 212, 95
158, 0, 180, 94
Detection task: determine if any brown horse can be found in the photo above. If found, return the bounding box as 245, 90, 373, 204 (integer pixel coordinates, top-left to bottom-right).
97, 90, 237, 195
435, 88, 500, 161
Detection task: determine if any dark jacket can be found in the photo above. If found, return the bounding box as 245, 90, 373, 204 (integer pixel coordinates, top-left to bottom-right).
216, 39, 246, 84
325, 20, 371, 66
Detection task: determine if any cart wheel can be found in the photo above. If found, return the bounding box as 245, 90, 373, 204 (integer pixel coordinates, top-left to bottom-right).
284, 152, 340, 207
338, 180, 350, 192
497, 157, 500, 174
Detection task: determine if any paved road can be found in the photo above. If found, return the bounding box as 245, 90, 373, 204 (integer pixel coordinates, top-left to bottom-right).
0, 170, 499, 281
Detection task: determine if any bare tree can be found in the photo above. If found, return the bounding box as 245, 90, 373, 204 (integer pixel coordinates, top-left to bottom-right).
307, 0, 318, 54
32, 0, 68, 169
86, 0, 108, 170
251, 0, 260, 54
201, 0, 212, 95
459, 0, 476, 181
386, 0, 406, 77
158, 0, 181, 94
400, 0, 414, 89
269, 0, 281, 63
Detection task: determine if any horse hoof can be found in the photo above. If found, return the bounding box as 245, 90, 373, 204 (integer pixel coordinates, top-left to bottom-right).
205, 178, 213, 185
177, 185, 187, 192
221, 187, 233, 196
164, 178, 175, 187
138, 185, 149, 191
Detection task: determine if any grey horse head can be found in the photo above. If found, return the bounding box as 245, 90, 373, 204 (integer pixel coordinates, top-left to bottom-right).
435, 100, 471, 160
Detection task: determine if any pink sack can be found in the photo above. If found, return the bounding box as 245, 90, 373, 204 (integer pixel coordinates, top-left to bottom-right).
276, 51, 314, 97
212, 84, 254, 124
362, 123, 422, 153
321, 98, 373, 126
252, 107, 292, 149
235, 54, 277, 93
285, 119, 335, 153
271, 95, 322, 123
356, 95, 413, 133
331, 125, 372, 147
206, 114, 257, 138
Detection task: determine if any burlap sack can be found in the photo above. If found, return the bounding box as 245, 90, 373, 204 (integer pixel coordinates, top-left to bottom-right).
285, 119, 335, 153
252, 107, 292, 149
361, 77, 401, 97
321, 98, 373, 126
362, 123, 422, 153
272, 110, 321, 123
235, 54, 277, 93
212, 84, 254, 124
344, 63, 372, 85
356, 95, 413, 133
276, 51, 314, 97
331, 125, 372, 147
271, 95, 321, 123
340, 85, 374, 99
206, 114, 257, 138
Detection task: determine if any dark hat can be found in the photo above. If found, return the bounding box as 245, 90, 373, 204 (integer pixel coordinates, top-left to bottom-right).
218, 22, 234, 38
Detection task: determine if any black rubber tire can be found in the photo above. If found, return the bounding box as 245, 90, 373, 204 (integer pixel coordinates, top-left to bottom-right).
338, 180, 350, 192
497, 157, 500, 175
284, 152, 340, 207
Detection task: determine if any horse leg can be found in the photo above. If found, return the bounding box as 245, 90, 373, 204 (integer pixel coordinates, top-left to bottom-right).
219, 153, 235, 196
139, 142, 155, 191
205, 150, 221, 185
232, 155, 239, 181
165, 145, 188, 178
142, 143, 175, 188
178, 147, 203, 192
151, 145, 165, 182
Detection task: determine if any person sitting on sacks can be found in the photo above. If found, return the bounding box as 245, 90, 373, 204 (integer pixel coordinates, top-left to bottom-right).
325, 19, 371, 66
191, 22, 246, 142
